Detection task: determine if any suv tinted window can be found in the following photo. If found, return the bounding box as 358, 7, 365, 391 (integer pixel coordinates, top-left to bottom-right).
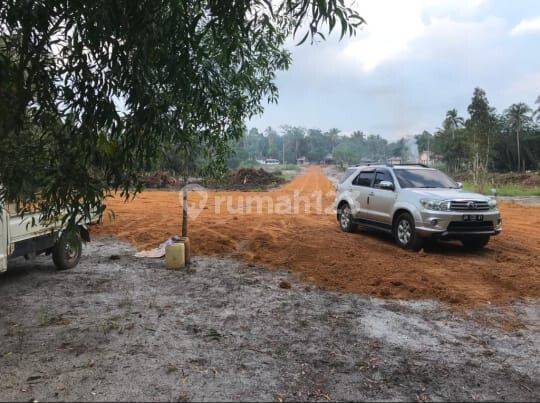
373, 170, 393, 188
352, 170, 374, 187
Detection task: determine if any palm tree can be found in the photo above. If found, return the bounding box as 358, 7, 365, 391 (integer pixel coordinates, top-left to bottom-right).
443, 109, 464, 139
327, 128, 340, 154
505, 103, 532, 171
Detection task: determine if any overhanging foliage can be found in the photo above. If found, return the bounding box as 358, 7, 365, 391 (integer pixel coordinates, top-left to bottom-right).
0, 0, 364, 224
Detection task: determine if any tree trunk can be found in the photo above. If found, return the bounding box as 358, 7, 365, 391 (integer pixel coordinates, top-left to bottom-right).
485, 135, 490, 172
473, 151, 480, 185
516, 130, 521, 172
182, 180, 188, 237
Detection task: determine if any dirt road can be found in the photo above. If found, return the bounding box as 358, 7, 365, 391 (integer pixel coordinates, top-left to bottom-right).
95, 166, 540, 306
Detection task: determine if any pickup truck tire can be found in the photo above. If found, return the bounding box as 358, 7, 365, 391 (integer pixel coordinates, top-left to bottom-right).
461, 235, 490, 250
394, 212, 424, 251
52, 230, 82, 270
338, 203, 357, 233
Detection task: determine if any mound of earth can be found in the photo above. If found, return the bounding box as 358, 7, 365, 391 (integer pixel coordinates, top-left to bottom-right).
225, 168, 284, 190
140, 171, 178, 188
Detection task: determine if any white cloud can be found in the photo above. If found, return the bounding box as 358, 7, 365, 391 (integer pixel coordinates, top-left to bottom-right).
502, 71, 540, 102
340, 1, 426, 72
421, 0, 487, 18
338, 0, 489, 72
412, 16, 505, 65
510, 16, 540, 36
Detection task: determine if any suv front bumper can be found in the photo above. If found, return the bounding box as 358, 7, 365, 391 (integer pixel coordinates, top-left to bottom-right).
416, 209, 502, 238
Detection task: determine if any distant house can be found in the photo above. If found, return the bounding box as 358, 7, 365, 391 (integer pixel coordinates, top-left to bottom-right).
418, 151, 441, 166
296, 156, 307, 165
322, 153, 335, 165
387, 156, 402, 165
419, 151, 429, 165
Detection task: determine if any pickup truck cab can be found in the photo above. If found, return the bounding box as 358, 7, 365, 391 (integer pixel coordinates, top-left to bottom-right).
335, 164, 501, 251
0, 203, 91, 272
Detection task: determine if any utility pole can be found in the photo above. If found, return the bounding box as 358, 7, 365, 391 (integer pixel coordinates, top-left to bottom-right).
427, 135, 430, 166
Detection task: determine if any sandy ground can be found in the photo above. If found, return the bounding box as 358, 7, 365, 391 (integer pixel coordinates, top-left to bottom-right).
94, 165, 540, 307
1, 238, 539, 402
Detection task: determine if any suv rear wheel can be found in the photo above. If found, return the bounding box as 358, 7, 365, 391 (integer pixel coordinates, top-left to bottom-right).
394, 212, 423, 251
338, 203, 357, 233
461, 235, 490, 250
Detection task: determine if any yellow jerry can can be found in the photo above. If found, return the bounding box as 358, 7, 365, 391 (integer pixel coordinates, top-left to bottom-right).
165, 242, 185, 270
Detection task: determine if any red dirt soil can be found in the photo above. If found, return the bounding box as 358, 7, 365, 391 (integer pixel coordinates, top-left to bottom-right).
93, 166, 540, 306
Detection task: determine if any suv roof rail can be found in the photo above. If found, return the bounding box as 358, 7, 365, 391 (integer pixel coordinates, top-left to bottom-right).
387, 163, 429, 168
351, 162, 429, 168
353, 162, 384, 167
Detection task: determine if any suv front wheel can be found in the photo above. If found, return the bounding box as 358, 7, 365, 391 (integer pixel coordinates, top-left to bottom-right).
394, 212, 423, 251
338, 203, 357, 233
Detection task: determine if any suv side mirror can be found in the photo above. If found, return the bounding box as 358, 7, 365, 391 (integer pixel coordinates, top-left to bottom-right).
379, 180, 394, 191
456, 182, 463, 189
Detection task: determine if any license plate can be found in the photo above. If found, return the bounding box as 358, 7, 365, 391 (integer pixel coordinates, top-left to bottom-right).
463, 214, 484, 221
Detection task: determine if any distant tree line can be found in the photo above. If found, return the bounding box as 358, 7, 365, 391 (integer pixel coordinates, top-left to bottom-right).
228, 88, 540, 173
417, 88, 540, 175
228, 126, 412, 168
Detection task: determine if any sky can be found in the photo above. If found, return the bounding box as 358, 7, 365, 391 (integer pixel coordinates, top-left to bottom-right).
247, 0, 540, 140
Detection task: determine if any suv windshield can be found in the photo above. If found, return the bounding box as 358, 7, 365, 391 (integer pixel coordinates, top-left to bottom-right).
340, 168, 358, 184
394, 168, 458, 189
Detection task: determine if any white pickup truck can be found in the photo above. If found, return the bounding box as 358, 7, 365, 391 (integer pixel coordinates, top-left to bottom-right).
0, 203, 92, 272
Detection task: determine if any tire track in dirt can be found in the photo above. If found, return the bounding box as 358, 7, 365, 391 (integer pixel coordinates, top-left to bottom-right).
93, 166, 540, 306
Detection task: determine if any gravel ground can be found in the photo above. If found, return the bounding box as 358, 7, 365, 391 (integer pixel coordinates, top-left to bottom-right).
0, 237, 538, 402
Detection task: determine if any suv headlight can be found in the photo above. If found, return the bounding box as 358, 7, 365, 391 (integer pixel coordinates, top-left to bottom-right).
488, 198, 497, 209
420, 199, 451, 211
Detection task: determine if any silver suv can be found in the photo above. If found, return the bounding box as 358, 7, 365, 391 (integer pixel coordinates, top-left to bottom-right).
335, 164, 501, 250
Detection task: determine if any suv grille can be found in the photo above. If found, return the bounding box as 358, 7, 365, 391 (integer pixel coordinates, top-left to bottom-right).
447, 221, 494, 232
450, 200, 490, 211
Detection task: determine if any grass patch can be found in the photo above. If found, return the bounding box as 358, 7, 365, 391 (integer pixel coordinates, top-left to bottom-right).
238, 160, 261, 169
279, 171, 298, 181
165, 364, 178, 374
262, 163, 300, 173
463, 182, 540, 196
279, 163, 301, 171
270, 164, 301, 181
37, 306, 70, 327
